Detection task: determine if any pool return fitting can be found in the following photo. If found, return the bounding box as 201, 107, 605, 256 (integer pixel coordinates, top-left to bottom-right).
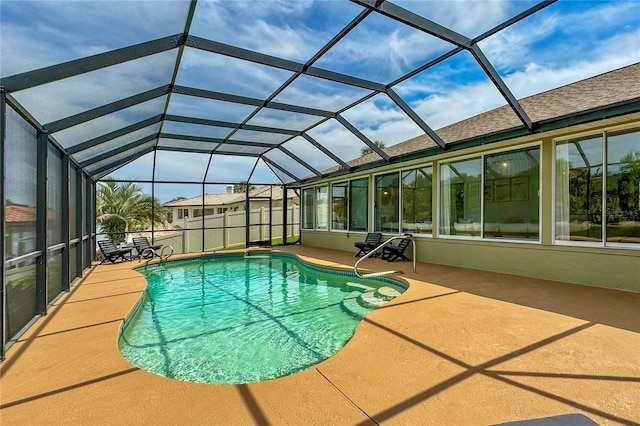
354, 235, 416, 278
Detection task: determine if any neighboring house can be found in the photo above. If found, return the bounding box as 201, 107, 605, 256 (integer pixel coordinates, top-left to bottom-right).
5, 205, 37, 258
164, 185, 299, 228
5, 205, 62, 258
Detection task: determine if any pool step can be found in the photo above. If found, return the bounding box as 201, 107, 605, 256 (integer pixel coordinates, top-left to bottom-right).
342, 285, 402, 317
376, 286, 402, 301
346, 282, 375, 292
358, 290, 386, 309
341, 296, 370, 319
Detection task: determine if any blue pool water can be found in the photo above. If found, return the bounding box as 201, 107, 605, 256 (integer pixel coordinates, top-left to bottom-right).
119, 253, 406, 384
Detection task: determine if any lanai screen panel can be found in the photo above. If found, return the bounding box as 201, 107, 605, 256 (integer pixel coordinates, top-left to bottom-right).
2, 0, 637, 185
0, 0, 190, 75
52, 97, 168, 150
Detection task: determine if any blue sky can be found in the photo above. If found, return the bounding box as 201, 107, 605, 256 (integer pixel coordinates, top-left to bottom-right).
1, 0, 639, 203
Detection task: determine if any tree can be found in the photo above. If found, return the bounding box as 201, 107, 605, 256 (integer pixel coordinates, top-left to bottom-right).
233, 181, 256, 193
361, 140, 386, 156
166, 196, 187, 203
97, 179, 167, 243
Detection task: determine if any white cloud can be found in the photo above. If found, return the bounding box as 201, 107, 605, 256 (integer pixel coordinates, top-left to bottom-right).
393, 0, 521, 37
479, 1, 640, 72
1, 0, 190, 76
341, 96, 424, 145
191, 0, 336, 62
307, 119, 375, 162
13, 50, 176, 124
176, 49, 294, 98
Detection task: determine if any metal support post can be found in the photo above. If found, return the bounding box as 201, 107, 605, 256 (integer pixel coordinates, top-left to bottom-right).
35, 131, 48, 314
0, 87, 7, 359
282, 184, 288, 245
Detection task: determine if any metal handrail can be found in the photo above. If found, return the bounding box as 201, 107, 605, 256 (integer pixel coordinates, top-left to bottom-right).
138, 245, 173, 265
354, 235, 416, 278
5, 250, 42, 266
138, 248, 156, 263
158, 245, 173, 263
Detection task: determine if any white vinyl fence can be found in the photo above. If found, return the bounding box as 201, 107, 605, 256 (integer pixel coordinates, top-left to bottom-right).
155, 205, 299, 254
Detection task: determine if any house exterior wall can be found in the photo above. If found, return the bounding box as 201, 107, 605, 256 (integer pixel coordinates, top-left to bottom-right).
300, 115, 640, 292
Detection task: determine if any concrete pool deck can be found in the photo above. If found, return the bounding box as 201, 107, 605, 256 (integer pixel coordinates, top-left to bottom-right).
1, 246, 638, 425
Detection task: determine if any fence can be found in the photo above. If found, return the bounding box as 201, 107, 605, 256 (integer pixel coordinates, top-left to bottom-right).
154, 205, 300, 254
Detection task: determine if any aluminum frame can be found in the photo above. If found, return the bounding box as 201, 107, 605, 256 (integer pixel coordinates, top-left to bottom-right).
0, 0, 559, 187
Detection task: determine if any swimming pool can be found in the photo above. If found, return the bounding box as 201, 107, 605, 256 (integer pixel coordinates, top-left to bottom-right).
119, 252, 406, 384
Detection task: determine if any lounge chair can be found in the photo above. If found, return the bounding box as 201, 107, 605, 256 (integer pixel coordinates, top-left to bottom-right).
354, 232, 382, 257
98, 240, 133, 264
380, 234, 413, 262
132, 237, 163, 259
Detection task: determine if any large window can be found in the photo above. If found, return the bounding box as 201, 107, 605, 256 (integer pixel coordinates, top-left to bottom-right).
402, 167, 433, 234
375, 173, 400, 233
350, 178, 368, 232
440, 158, 482, 236
302, 188, 314, 229
330, 178, 369, 232
556, 129, 640, 245
375, 169, 434, 235
315, 186, 328, 230
332, 182, 348, 230
607, 131, 640, 243
484, 148, 540, 240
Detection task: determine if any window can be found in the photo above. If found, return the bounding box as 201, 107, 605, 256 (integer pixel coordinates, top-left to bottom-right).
606, 131, 640, 244
216, 208, 227, 214
402, 166, 433, 234
556, 129, 640, 245
302, 188, 314, 229
349, 178, 368, 232
484, 148, 540, 240
555, 137, 602, 242
194, 209, 203, 217
330, 177, 369, 232
204, 208, 214, 216
177, 209, 184, 220
316, 186, 328, 230
440, 158, 481, 236
332, 182, 348, 230
375, 173, 400, 232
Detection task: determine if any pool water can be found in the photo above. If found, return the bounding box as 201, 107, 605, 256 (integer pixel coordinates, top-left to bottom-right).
119, 253, 405, 384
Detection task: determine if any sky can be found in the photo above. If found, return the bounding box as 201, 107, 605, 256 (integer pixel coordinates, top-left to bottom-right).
1, 0, 639, 203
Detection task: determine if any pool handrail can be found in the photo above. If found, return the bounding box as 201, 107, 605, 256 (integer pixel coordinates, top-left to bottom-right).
354, 235, 416, 278
159, 245, 173, 263
138, 245, 174, 266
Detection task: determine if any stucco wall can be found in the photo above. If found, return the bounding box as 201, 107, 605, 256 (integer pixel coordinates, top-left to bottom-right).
301, 230, 640, 292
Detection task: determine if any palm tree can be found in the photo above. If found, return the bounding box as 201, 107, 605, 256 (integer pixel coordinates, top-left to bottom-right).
233, 181, 256, 193
97, 179, 167, 243
361, 140, 386, 156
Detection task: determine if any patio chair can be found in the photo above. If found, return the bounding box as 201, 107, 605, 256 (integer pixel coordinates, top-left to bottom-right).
98, 240, 133, 264
380, 234, 413, 262
132, 237, 163, 259
354, 232, 382, 257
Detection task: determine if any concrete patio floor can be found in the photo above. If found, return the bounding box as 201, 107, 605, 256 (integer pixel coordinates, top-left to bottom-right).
1, 245, 638, 425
